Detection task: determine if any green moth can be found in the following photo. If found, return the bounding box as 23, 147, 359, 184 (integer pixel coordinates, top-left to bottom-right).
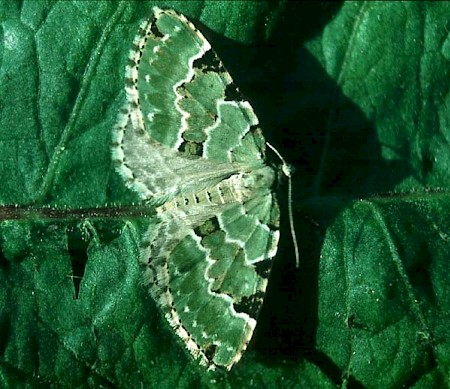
111, 7, 280, 371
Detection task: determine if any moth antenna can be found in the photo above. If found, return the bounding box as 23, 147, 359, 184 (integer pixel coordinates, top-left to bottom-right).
267, 142, 300, 268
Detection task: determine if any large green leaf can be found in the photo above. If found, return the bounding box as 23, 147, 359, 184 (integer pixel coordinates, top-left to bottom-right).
0, 1, 449, 387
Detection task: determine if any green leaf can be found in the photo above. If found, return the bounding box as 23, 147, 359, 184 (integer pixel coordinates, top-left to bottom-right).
0, 1, 449, 387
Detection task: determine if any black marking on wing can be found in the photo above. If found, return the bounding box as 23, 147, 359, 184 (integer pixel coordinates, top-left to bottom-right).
179, 140, 204, 157
233, 291, 265, 320
193, 47, 225, 74
203, 343, 218, 361
149, 16, 164, 39
223, 81, 246, 103
194, 216, 220, 238
253, 259, 272, 280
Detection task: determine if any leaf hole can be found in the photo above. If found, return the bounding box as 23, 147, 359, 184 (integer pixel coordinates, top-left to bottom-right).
67, 224, 91, 300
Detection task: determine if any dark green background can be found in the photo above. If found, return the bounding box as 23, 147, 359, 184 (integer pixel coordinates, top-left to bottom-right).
0, 1, 449, 387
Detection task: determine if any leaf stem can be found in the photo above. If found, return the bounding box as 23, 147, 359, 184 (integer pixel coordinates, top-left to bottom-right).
0, 204, 155, 221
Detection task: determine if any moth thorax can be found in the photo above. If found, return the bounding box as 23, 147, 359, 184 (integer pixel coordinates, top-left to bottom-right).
229, 166, 275, 202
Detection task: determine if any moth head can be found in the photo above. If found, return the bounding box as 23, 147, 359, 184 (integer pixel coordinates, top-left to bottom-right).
233, 166, 275, 200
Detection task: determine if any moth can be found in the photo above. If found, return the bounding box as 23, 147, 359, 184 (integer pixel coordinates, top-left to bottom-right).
111, 7, 281, 371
